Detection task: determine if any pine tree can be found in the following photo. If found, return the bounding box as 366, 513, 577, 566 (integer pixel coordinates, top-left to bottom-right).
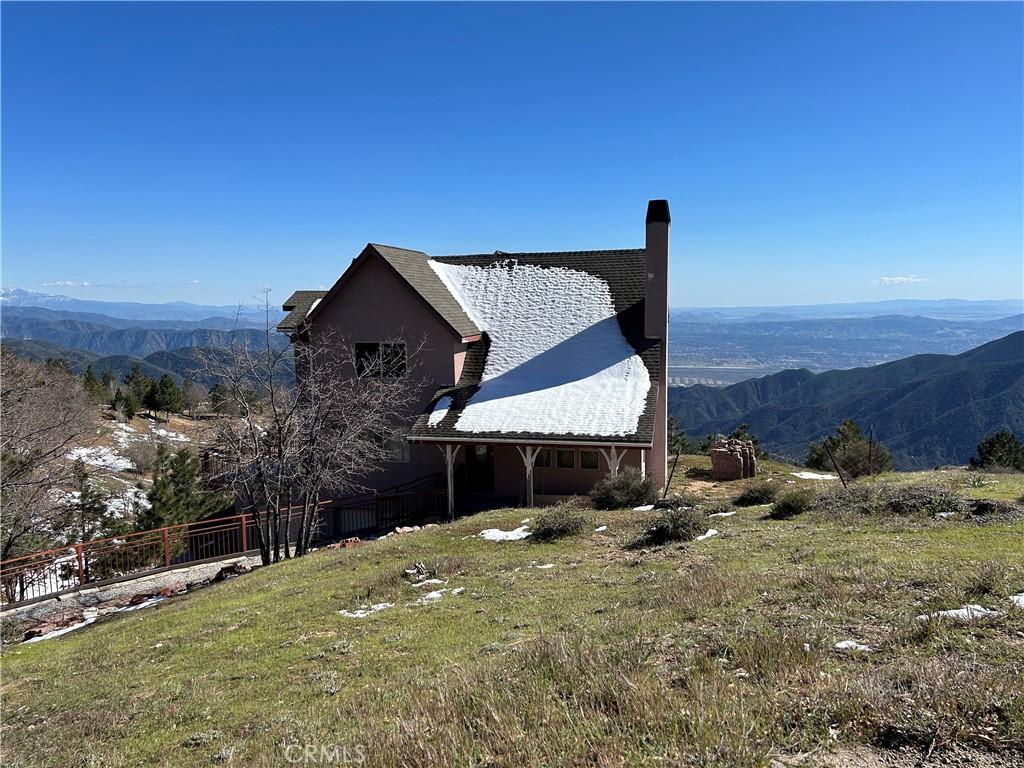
141, 446, 228, 529
112, 387, 138, 421
970, 430, 1024, 471
82, 365, 106, 403
154, 375, 184, 419
62, 461, 117, 543
806, 419, 893, 477
124, 365, 151, 409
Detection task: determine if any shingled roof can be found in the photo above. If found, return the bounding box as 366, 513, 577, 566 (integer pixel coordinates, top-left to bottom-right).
278, 244, 481, 340
370, 244, 480, 340
408, 249, 660, 446
278, 290, 328, 332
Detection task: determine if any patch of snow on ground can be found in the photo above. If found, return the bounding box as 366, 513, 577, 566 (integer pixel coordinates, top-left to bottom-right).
151, 427, 189, 442
835, 640, 872, 653
428, 259, 650, 436
790, 471, 838, 481
106, 487, 151, 517
66, 446, 134, 472
23, 610, 99, 643
410, 579, 447, 588
339, 602, 393, 619
479, 526, 531, 541
410, 587, 465, 606
428, 396, 452, 427
708, 511, 736, 518
1008, 594, 1024, 609
633, 504, 655, 512
694, 529, 719, 542
534, 563, 555, 570
594, 525, 608, 532
916, 604, 999, 622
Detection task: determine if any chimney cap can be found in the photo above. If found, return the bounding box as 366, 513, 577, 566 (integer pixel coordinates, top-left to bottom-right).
646, 199, 671, 224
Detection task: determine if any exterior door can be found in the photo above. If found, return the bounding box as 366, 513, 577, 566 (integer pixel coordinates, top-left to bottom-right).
465, 444, 495, 494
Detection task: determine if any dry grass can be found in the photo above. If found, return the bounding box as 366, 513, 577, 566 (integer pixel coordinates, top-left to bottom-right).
2, 465, 1023, 767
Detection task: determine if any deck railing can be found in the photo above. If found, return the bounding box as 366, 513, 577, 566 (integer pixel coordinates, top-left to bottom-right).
1, 476, 446, 609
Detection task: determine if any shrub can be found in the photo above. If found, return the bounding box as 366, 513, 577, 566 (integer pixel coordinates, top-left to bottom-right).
662, 490, 702, 509
638, 506, 707, 546
815, 483, 971, 519
590, 468, 656, 510
806, 418, 893, 477
733, 481, 777, 507
768, 489, 816, 520
532, 498, 588, 541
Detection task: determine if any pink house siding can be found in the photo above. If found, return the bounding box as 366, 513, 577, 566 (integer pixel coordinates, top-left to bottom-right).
305, 255, 462, 488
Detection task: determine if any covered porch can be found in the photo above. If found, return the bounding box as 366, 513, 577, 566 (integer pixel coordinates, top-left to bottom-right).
412, 438, 653, 520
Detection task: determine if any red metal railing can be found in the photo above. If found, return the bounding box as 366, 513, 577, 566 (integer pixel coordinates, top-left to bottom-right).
1, 478, 447, 608
0, 512, 268, 607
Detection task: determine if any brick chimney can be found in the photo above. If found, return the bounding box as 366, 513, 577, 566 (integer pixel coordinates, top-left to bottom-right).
644, 199, 670, 491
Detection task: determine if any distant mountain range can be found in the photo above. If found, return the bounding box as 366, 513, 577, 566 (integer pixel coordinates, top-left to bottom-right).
672, 298, 1023, 322
668, 313, 1023, 385
0, 306, 285, 358
0, 287, 278, 326
668, 331, 1024, 470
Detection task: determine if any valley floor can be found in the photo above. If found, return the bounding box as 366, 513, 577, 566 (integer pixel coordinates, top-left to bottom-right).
2, 459, 1023, 767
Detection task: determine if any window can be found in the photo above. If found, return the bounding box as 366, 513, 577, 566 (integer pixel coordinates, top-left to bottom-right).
580, 450, 599, 470
355, 342, 406, 377
385, 431, 410, 463
534, 448, 551, 468
556, 449, 575, 469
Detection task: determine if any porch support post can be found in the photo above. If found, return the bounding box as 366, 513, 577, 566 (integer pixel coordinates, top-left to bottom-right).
437, 444, 462, 522
515, 446, 540, 508
598, 446, 624, 477
640, 448, 646, 479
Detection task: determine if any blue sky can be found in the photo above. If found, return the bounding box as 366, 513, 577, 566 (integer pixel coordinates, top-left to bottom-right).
2, 2, 1021, 308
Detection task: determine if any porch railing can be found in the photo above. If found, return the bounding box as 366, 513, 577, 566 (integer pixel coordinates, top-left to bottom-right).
1, 475, 447, 609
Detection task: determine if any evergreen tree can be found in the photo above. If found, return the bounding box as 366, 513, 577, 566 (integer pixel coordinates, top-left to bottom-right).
208, 382, 234, 415
141, 446, 228, 529
112, 388, 138, 421
82, 365, 106, 403
667, 416, 695, 455
806, 419, 893, 477
124, 365, 151, 409
155, 375, 184, 418
970, 430, 1024, 471
61, 461, 118, 543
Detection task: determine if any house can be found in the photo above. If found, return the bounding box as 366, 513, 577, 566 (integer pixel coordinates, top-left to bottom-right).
278, 199, 670, 520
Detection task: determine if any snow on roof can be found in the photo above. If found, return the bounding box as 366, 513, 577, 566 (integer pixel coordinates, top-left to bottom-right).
426, 260, 650, 437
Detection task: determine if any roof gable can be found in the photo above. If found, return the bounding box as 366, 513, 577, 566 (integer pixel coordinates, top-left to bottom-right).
279, 244, 481, 340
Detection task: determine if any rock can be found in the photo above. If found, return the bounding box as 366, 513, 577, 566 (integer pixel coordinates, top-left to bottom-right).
212, 562, 252, 583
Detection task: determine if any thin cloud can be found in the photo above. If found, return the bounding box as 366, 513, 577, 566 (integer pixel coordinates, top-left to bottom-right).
876, 275, 930, 287
40, 280, 92, 288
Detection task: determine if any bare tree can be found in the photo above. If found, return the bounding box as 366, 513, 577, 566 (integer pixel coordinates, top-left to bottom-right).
201, 296, 422, 565
1, 351, 93, 560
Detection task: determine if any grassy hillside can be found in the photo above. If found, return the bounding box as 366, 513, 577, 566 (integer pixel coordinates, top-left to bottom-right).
2, 461, 1022, 767
669, 331, 1024, 469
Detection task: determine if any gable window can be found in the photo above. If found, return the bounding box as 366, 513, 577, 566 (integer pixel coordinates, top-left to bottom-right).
580, 450, 599, 470
384, 430, 410, 463
534, 448, 551, 468
556, 449, 575, 469
355, 342, 406, 377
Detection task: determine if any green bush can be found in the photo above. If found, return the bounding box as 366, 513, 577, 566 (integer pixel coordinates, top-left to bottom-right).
532, 498, 588, 541
768, 489, 816, 520
638, 506, 708, 546
590, 468, 656, 510
733, 481, 778, 507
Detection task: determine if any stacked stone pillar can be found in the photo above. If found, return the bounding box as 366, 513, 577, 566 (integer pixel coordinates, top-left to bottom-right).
710, 438, 757, 481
